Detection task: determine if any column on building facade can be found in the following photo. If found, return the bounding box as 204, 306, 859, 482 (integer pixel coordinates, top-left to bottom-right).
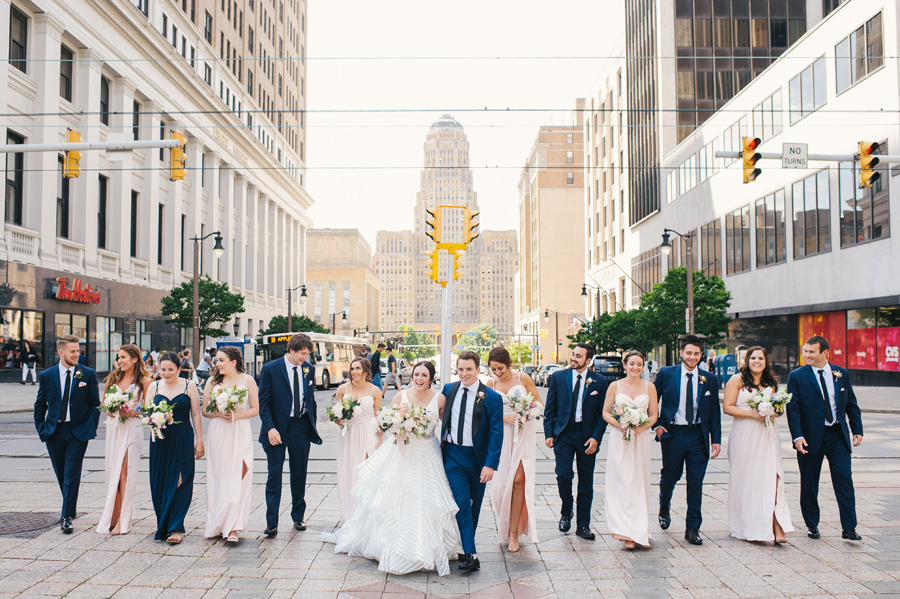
180, 138, 203, 284
276, 206, 286, 305
232, 175, 247, 292
75, 48, 103, 276
247, 184, 259, 300
220, 164, 235, 288
260, 195, 271, 302
109, 77, 137, 281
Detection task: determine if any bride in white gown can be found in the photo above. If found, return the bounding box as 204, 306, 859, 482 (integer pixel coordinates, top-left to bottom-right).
322, 361, 460, 576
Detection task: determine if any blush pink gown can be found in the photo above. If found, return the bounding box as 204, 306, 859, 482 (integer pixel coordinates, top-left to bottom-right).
336, 392, 378, 522
96, 383, 143, 534
727, 387, 794, 541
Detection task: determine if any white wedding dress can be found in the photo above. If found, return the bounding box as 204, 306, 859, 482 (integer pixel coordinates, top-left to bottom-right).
322, 391, 460, 576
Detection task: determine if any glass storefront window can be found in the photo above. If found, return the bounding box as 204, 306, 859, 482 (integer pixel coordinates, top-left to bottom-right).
847, 308, 876, 370
95, 317, 123, 373
876, 306, 900, 372
0, 310, 44, 370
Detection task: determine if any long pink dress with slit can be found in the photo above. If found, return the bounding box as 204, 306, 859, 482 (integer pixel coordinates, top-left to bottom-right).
96, 383, 143, 534
336, 392, 378, 522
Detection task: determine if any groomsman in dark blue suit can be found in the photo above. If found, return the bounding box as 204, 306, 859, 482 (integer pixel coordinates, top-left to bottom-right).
653, 335, 721, 546
258, 333, 322, 536
441, 351, 503, 572
543, 342, 609, 540
33, 335, 100, 533
787, 335, 863, 541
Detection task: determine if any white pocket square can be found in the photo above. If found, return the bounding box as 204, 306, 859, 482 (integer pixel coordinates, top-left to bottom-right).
78, 382, 87, 387
590, 390, 599, 395
704, 391, 710, 396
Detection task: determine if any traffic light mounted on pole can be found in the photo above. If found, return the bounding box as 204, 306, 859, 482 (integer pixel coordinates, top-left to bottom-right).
859, 142, 880, 188
742, 136, 761, 184
425, 208, 442, 242
426, 248, 440, 283
169, 132, 187, 181
452, 250, 463, 281
64, 130, 82, 178
463, 208, 480, 243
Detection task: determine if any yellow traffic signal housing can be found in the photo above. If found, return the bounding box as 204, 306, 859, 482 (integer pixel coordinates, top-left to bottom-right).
452, 251, 463, 281
64, 130, 82, 178
742, 136, 761, 184
482, 331, 487, 339
426, 249, 439, 282
463, 208, 480, 243
859, 141, 880, 188
425, 208, 442, 243
170, 132, 187, 181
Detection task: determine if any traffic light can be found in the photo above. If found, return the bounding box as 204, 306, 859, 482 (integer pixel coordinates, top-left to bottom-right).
169, 131, 187, 181
452, 251, 463, 280
742, 136, 761, 184
540, 329, 548, 339
425, 208, 442, 243
463, 208, 480, 243
482, 331, 488, 339
64, 130, 82, 178
426, 248, 439, 282
859, 142, 880, 188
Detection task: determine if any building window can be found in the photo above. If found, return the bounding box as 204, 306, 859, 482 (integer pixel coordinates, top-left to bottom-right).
159, 121, 165, 161
135, 0, 149, 16
836, 12, 883, 94
98, 175, 108, 249
190, 45, 195, 68
722, 116, 748, 166
204, 64, 212, 86
665, 170, 677, 203
172, 25, 178, 48
566, 171, 574, 185
789, 58, 826, 124
158, 204, 165, 265
566, 150, 574, 164
725, 205, 751, 275
752, 89, 783, 140
9, 7, 28, 73
701, 218, 721, 278
162, 13, 168, 38
792, 169, 831, 259
249, 26, 254, 51
566, 133, 573, 144
5, 131, 24, 226
132, 100, 140, 140
755, 190, 786, 267
59, 46, 73, 101
99, 76, 110, 126
205, 11, 213, 43
180, 214, 186, 270
247, 70, 253, 94
838, 145, 889, 246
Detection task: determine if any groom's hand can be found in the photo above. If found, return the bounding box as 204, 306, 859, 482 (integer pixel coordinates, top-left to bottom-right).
584, 438, 598, 455
710, 443, 721, 459
480, 467, 494, 483
267, 428, 282, 446
545, 438, 554, 448
794, 437, 808, 454
655, 426, 668, 439
853, 434, 863, 447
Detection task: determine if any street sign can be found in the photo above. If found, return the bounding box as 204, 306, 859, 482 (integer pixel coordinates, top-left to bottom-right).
782, 143, 808, 169
455, 345, 464, 351
466, 332, 476, 337
530, 344, 540, 350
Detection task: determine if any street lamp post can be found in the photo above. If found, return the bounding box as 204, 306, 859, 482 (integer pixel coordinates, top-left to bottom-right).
286, 284, 307, 332
660, 228, 694, 334
544, 308, 561, 364
581, 284, 602, 317
331, 311, 347, 335
190, 231, 225, 368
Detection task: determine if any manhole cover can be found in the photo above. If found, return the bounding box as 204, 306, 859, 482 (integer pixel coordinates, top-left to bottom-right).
0, 513, 60, 535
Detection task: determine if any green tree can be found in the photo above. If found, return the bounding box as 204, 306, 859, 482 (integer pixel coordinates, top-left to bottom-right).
161, 275, 245, 339
397, 325, 438, 362
567, 309, 655, 357
506, 342, 533, 366
257, 314, 330, 341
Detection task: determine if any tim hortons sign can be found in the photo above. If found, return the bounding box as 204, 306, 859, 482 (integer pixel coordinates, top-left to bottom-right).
54, 278, 101, 304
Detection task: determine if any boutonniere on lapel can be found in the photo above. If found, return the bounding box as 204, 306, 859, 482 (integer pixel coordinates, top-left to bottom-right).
585, 376, 593, 385
302, 367, 309, 377
833, 371, 842, 380
74, 371, 83, 380
698, 375, 707, 384
475, 391, 485, 404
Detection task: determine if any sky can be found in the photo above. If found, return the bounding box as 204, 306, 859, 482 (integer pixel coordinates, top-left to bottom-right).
305, 0, 625, 248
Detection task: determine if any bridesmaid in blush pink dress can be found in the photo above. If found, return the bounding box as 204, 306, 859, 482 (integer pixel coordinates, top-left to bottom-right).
602, 351, 658, 549
97, 345, 152, 535
334, 357, 383, 522
202, 346, 259, 543
724, 346, 794, 543
487, 347, 542, 552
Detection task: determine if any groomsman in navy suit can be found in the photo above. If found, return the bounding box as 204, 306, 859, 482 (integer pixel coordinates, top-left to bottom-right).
787, 335, 863, 541
33, 335, 100, 533
441, 351, 503, 572
653, 334, 721, 546
543, 342, 609, 540
258, 333, 322, 536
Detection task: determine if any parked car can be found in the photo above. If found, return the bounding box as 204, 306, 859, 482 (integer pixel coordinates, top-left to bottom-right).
540, 364, 564, 386
380, 357, 412, 386
592, 355, 625, 383
522, 365, 538, 381
534, 364, 555, 385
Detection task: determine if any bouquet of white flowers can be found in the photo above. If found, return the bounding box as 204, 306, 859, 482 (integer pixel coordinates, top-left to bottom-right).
100, 388, 133, 423
205, 385, 248, 417
376, 403, 432, 446
507, 387, 543, 431
747, 388, 792, 428
137, 400, 179, 440
611, 403, 651, 441
326, 395, 362, 434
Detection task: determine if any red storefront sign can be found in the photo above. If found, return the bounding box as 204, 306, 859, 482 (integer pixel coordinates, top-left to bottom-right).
799, 311, 846, 368
877, 327, 900, 372
55, 278, 101, 304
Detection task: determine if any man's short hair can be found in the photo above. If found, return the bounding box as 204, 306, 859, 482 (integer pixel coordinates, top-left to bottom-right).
385, 346, 393, 352
805, 335, 829, 353
680, 334, 705, 352
377, 343, 386, 349
287, 333, 314, 353
457, 350, 480, 368
57, 335, 80, 352
573, 342, 595, 361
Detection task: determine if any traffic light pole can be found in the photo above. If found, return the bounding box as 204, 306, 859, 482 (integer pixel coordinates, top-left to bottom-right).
440, 280, 453, 385
0, 139, 181, 153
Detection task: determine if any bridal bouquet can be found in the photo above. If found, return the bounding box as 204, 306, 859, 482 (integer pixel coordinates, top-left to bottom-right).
326, 395, 362, 433
747, 388, 793, 428
137, 401, 179, 440
507, 387, 543, 431
611, 404, 651, 441
100, 388, 134, 424
205, 385, 248, 415
376, 403, 432, 446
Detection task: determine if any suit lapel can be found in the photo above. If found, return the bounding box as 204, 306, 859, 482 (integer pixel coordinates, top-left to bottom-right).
442, 382, 461, 435
472, 382, 486, 436
51, 364, 62, 399
805, 364, 822, 398
674, 365, 682, 399
564, 369, 574, 409
279, 358, 292, 390
830, 363, 842, 406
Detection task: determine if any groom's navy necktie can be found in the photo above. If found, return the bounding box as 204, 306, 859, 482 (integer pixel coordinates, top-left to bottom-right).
818, 369, 834, 424
685, 372, 694, 425
568, 374, 582, 427
293, 366, 302, 418
59, 369, 72, 423
456, 388, 469, 446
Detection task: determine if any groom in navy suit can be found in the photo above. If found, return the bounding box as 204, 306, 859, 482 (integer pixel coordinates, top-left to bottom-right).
258, 333, 322, 536
543, 342, 608, 540
787, 335, 863, 541
34, 335, 100, 533
441, 351, 503, 572
653, 334, 721, 546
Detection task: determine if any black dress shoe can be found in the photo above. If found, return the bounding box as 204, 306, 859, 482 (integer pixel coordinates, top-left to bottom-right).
263, 525, 277, 537
842, 529, 862, 541
575, 526, 595, 540
293, 520, 306, 531
659, 512, 671, 530
61, 517, 73, 534
559, 511, 573, 533
684, 529, 702, 545
458, 554, 480, 572
807, 526, 820, 539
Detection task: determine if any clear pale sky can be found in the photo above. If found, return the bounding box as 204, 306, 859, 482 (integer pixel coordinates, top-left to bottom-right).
305, 0, 624, 248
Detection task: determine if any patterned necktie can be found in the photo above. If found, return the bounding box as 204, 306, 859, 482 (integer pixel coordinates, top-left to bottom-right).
685, 372, 694, 425
456, 388, 469, 445
818, 369, 834, 424
59, 369, 71, 423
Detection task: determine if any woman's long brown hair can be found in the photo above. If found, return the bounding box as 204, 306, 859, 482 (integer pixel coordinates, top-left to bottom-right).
104, 344, 150, 399
738, 346, 779, 392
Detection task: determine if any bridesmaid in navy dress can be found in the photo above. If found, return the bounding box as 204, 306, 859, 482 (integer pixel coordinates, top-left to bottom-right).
148, 352, 204, 543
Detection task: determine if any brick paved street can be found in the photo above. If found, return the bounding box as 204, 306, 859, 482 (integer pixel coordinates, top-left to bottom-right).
1, 385, 899, 598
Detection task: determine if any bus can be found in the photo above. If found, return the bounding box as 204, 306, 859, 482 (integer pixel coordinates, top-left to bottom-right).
260, 332, 367, 390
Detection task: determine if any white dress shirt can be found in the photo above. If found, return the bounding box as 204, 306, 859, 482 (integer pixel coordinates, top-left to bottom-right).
284, 355, 304, 417
674, 364, 699, 425
448, 381, 480, 446
572, 367, 588, 423
59, 364, 76, 422
817, 363, 838, 426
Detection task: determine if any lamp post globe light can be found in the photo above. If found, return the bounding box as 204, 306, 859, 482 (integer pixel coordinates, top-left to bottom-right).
660, 228, 694, 334
190, 231, 225, 368
332, 311, 347, 335
287, 284, 308, 332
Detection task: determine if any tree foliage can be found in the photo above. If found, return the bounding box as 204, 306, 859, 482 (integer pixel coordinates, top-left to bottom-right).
397, 325, 438, 362
257, 314, 330, 341
567, 309, 655, 357
160, 275, 245, 339
506, 342, 533, 366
